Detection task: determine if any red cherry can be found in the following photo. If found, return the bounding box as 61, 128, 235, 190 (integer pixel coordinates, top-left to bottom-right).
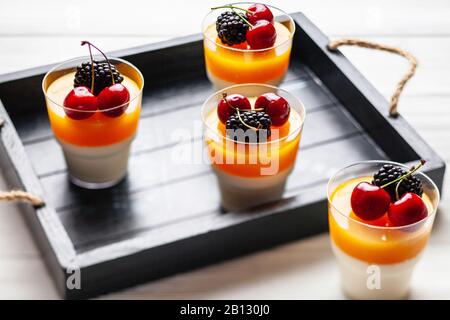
388, 193, 428, 227
246, 3, 274, 24
63, 86, 98, 120
255, 93, 290, 126
217, 94, 251, 124
350, 182, 391, 221
246, 20, 276, 50
97, 83, 130, 117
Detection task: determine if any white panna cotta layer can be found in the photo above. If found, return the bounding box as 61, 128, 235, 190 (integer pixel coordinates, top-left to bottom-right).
213, 165, 293, 211
331, 241, 421, 300
59, 135, 134, 189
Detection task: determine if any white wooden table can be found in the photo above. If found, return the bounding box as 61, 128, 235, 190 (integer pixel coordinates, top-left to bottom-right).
1, 0, 449, 299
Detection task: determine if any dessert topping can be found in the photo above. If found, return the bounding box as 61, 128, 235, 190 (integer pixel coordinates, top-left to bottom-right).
350, 182, 391, 221
63, 86, 98, 120
350, 160, 428, 225
246, 3, 274, 24
226, 110, 272, 142
212, 4, 277, 49
74, 60, 123, 96
215, 11, 249, 46
218, 93, 251, 124
81, 41, 130, 117
254, 92, 290, 126
373, 163, 423, 202
388, 192, 428, 227
245, 19, 276, 49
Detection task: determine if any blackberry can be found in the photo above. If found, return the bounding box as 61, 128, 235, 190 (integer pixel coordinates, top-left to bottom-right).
216, 11, 249, 46
372, 164, 423, 201
226, 111, 272, 142
74, 60, 124, 96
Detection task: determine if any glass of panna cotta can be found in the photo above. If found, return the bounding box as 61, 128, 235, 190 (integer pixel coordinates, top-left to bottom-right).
42, 43, 144, 189
327, 160, 439, 299
202, 2, 295, 89
202, 83, 305, 211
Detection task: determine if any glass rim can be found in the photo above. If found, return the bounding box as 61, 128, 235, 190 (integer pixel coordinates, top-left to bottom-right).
201, 83, 306, 146
202, 2, 295, 53
326, 160, 440, 230
42, 56, 144, 113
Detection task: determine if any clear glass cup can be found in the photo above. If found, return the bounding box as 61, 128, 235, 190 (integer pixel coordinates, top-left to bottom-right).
327, 160, 440, 299
202, 83, 306, 211
202, 2, 295, 89
42, 56, 144, 189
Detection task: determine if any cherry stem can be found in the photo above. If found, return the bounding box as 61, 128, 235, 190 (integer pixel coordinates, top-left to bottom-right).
221, 93, 264, 112
231, 8, 253, 28
85, 42, 95, 93
236, 108, 260, 131
211, 5, 253, 14
380, 160, 426, 192
81, 41, 115, 85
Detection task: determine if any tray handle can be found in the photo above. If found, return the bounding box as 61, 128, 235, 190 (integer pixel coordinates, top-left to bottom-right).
0, 118, 45, 207
328, 38, 418, 118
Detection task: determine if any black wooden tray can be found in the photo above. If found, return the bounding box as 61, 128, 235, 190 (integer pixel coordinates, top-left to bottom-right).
0, 13, 445, 299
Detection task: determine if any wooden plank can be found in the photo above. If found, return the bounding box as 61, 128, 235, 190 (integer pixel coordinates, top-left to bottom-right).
1, 0, 450, 37
0, 36, 168, 75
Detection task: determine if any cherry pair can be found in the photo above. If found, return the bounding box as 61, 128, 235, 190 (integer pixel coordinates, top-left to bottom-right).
350, 161, 428, 227
63, 41, 130, 120
217, 92, 290, 126
64, 84, 129, 120
351, 182, 427, 227
245, 4, 276, 50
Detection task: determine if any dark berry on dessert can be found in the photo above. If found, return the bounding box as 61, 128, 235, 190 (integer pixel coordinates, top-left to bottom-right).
217, 93, 251, 124
74, 60, 124, 96
246, 3, 274, 24
216, 11, 249, 45
226, 111, 272, 142
255, 92, 290, 126
372, 164, 423, 201
246, 19, 277, 49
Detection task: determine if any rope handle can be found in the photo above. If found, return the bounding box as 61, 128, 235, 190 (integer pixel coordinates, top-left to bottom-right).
327, 38, 418, 117
0, 117, 45, 207
0, 190, 44, 207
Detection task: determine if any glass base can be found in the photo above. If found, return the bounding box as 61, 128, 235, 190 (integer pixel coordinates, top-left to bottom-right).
214, 167, 292, 212
59, 137, 133, 190
69, 174, 126, 190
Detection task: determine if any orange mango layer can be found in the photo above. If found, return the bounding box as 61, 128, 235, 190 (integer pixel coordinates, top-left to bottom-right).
329, 176, 434, 264
205, 107, 302, 177
203, 22, 293, 84
44, 69, 142, 147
